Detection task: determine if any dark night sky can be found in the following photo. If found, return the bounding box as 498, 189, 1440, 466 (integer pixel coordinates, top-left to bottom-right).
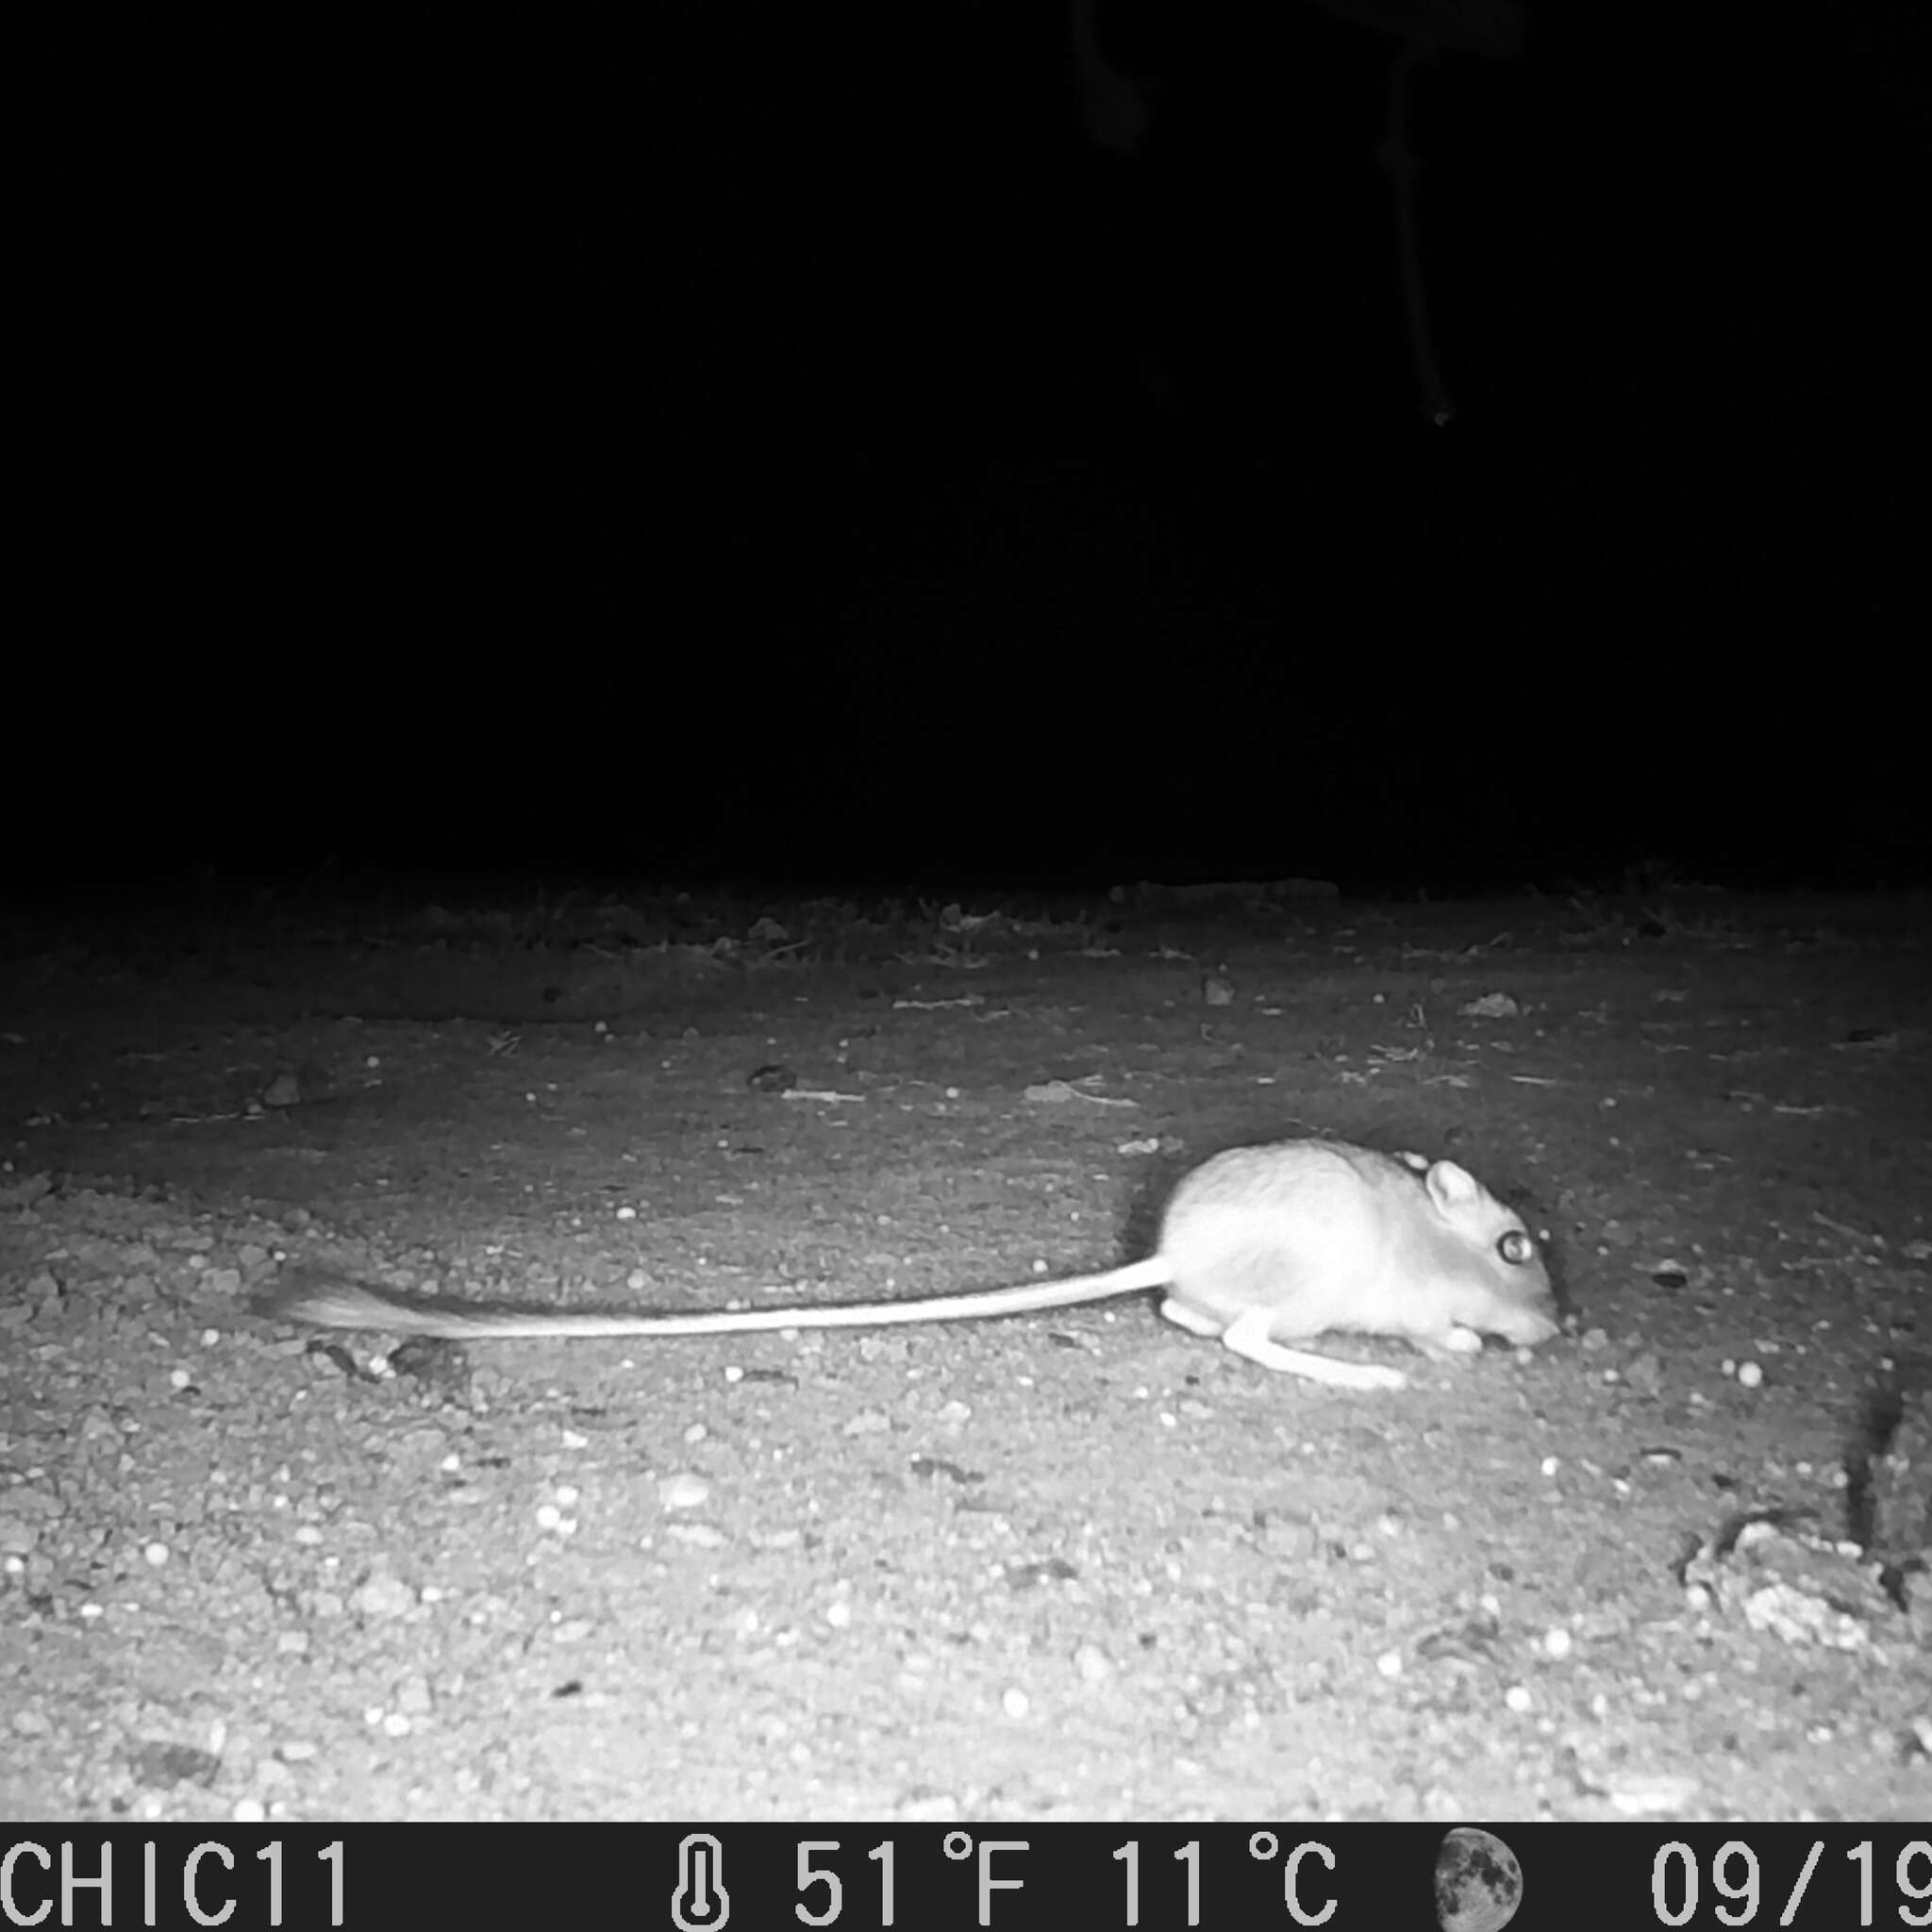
35, 1, 1926, 893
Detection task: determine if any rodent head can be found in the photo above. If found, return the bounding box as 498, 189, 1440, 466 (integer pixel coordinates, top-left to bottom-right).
1424, 1158, 1560, 1346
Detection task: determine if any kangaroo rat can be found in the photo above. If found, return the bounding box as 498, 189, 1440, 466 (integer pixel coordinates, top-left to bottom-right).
259, 1138, 1558, 1391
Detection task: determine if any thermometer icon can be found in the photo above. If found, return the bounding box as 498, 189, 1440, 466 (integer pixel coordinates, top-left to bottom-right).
673, 1833, 730, 1931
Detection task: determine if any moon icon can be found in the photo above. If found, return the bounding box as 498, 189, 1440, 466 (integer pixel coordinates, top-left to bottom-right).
1434, 1826, 1524, 1932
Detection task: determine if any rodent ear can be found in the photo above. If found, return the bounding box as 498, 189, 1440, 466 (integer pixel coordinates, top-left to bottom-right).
1424, 1160, 1480, 1211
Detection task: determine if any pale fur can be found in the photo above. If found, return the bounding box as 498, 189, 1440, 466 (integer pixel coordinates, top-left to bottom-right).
258, 1138, 1557, 1391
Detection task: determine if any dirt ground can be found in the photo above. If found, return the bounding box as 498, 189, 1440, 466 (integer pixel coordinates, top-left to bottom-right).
1, 884, 1926, 1822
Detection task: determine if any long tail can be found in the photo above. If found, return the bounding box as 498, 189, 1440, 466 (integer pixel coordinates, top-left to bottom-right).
255, 1260, 1172, 1341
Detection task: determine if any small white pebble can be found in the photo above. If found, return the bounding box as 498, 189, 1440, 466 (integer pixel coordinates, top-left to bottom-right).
351, 1575, 416, 1620
1002, 1689, 1030, 1719
1074, 1644, 1112, 1685
825, 1600, 853, 1629
553, 1485, 580, 1507
1543, 1627, 1574, 1660
658, 1473, 710, 1510
1375, 1650, 1403, 1679
143, 1542, 170, 1568
169, 1370, 192, 1391
229, 1799, 267, 1824
1737, 1360, 1763, 1389
1505, 1685, 1534, 1713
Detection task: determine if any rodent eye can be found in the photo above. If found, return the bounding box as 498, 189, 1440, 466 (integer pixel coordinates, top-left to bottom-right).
1498, 1229, 1538, 1267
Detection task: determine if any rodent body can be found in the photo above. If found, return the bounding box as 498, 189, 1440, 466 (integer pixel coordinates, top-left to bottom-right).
260, 1137, 1558, 1391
